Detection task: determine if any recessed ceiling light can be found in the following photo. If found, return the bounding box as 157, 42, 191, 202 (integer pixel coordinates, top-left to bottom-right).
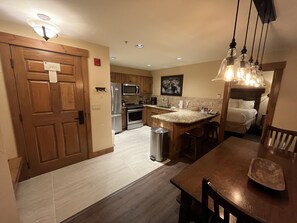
135, 44, 144, 49
111, 57, 116, 60
176, 57, 182, 60
147, 64, 152, 67
37, 13, 51, 21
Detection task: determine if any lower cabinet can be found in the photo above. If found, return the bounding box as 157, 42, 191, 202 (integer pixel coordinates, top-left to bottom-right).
143, 107, 147, 125
145, 107, 173, 127
122, 107, 127, 130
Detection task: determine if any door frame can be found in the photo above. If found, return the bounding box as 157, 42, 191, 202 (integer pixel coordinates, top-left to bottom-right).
0, 32, 92, 179
218, 61, 287, 143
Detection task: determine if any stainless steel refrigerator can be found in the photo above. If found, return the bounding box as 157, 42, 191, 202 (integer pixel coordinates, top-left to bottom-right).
111, 82, 122, 133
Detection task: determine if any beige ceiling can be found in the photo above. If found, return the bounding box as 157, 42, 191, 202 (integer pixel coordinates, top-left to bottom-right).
0, 0, 296, 71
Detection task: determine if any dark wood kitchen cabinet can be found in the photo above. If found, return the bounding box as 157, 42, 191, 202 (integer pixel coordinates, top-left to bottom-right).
143, 107, 147, 125
127, 74, 139, 84
140, 76, 152, 95
145, 107, 173, 127
110, 72, 152, 95
110, 72, 122, 83
122, 107, 127, 130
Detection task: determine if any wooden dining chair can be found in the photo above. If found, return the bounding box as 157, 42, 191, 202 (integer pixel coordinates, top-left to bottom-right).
263, 125, 297, 153
201, 178, 264, 223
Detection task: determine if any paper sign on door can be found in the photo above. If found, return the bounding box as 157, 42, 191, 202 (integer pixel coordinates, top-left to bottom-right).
44, 62, 61, 83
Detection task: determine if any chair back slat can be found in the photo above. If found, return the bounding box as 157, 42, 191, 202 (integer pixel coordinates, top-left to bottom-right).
264, 125, 297, 153
224, 209, 230, 222
276, 132, 284, 149
201, 178, 264, 223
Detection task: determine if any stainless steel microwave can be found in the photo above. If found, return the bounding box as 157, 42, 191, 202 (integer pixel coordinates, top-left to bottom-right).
122, 83, 140, 95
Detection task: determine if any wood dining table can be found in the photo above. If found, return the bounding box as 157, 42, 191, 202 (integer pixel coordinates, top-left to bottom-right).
170, 136, 297, 223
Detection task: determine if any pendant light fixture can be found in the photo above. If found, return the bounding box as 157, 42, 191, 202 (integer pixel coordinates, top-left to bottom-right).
254, 23, 269, 87
259, 21, 270, 70
212, 0, 240, 82
251, 15, 265, 87
245, 14, 259, 86
236, 0, 253, 82
214, 0, 276, 87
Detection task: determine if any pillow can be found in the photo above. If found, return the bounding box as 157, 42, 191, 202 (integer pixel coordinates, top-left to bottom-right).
228, 98, 241, 108
238, 100, 255, 109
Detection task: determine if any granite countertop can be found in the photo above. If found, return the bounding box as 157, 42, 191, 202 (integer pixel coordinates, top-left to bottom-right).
144, 104, 175, 111
152, 109, 216, 124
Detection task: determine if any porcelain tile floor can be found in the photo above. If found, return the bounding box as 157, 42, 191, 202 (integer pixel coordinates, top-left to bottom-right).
16, 126, 168, 223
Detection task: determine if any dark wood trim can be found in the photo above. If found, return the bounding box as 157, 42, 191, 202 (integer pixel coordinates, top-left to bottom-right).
219, 61, 286, 144
92, 147, 114, 158
262, 61, 286, 71
0, 43, 29, 179
261, 61, 287, 142
219, 82, 231, 143
80, 57, 93, 159
230, 87, 265, 117
0, 31, 89, 58
8, 157, 23, 192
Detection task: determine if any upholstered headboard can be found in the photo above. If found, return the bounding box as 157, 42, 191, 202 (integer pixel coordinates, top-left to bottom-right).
230, 87, 265, 112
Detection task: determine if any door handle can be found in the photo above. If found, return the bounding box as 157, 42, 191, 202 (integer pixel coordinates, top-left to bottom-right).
75, 110, 85, 124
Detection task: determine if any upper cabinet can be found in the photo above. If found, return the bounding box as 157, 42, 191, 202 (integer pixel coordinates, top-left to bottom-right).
110, 72, 152, 95
126, 74, 139, 84
140, 76, 152, 95
110, 73, 122, 83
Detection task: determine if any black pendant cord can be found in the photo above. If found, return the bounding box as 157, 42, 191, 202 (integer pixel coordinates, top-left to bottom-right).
259, 23, 269, 69
241, 0, 253, 55
249, 15, 259, 63
255, 20, 264, 66
260, 7, 272, 70
229, 0, 240, 49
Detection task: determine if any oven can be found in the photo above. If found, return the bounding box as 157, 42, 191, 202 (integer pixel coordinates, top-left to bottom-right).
126, 104, 144, 130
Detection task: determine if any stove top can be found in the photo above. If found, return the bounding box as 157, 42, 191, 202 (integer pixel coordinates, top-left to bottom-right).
125, 104, 144, 109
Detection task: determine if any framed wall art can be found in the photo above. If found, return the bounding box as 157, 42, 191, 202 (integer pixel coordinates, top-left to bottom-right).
160, 74, 183, 96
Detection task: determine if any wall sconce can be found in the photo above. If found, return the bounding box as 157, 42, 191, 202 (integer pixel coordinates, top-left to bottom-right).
27, 18, 60, 41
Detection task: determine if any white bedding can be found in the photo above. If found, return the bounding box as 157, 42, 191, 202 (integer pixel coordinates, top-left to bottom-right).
227, 107, 257, 123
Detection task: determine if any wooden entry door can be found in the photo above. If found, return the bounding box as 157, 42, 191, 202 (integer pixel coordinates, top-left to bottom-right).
11, 46, 88, 177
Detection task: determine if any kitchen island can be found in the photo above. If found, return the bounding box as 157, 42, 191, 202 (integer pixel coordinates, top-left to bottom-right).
152, 109, 216, 159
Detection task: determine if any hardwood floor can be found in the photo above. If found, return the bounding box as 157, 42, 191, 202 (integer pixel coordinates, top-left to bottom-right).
63, 158, 191, 223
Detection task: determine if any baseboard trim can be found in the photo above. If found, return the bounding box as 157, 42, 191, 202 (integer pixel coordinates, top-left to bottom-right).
92, 147, 114, 158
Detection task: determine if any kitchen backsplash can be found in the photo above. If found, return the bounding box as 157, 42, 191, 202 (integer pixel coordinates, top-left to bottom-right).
122, 95, 222, 113
122, 95, 141, 105
153, 95, 222, 113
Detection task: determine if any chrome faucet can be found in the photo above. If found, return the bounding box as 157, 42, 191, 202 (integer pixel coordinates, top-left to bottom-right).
163, 97, 169, 107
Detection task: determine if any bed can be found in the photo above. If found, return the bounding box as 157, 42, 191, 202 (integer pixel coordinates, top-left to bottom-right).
225, 88, 265, 134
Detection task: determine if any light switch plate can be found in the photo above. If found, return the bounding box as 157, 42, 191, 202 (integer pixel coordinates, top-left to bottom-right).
92, 104, 100, 110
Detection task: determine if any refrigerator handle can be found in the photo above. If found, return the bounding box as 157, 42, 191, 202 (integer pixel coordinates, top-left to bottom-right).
111, 86, 114, 112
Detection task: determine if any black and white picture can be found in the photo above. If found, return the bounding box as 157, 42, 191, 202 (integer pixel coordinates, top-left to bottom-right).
160, 75, 183, 96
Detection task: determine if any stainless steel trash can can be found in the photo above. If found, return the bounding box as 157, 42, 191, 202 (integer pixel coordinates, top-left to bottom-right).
150, 127, 168, 162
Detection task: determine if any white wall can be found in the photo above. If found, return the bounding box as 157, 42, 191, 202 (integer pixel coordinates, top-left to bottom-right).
0, 55, 18, 158
152, 60, 224, 99
263, 48, 297, 131
0, 126, 19, 223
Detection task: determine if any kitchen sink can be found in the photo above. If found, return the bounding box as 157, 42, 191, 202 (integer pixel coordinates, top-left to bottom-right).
157, 105, 171, 109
